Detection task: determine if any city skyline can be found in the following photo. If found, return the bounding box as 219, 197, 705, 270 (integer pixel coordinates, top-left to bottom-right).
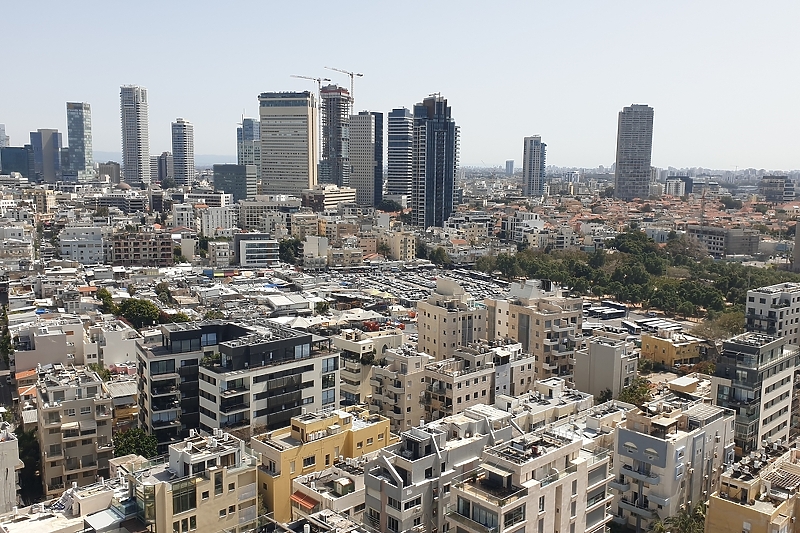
2, 2, 799, 170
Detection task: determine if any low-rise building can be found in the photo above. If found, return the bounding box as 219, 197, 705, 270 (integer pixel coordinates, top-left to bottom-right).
290, 462, 369, 522
640, 330, 704, 367
112, 230, 174, 267
423, 349, 495, 422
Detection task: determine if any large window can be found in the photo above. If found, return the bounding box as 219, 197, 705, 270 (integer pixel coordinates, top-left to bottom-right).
387, 516, 399, 533
322, 357, 338, 372
172, 479, 197, 514
322, 373, 336, 389
151, 360, 176, 375
505, 505, 525, 528
322, 389, 335, 405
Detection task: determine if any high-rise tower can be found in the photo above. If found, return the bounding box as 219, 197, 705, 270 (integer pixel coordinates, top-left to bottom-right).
0, 124, 9, 148
237, 118, 261, 182
171, 118, 195, 187
387, 108, 413, 197
614, 104, 654, 201
120, 85, 151, 186
319, 85, 352, 187
30, 129, 62, 183
411, 96, 459, 228
258, 91, 318, 195
350, 111, 384, 206
522, 135, 546, 196
66, 102, 95, 181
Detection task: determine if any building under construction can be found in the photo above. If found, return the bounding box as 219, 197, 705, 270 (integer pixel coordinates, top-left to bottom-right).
319, 84, 352, 188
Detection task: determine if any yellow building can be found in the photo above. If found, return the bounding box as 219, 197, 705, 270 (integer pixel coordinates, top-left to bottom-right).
640, 330, 703, 366
251, 406, 394, 523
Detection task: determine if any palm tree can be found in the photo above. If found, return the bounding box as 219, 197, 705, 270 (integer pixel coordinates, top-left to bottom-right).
665, 505, 702, 533
648, 517, 668, 533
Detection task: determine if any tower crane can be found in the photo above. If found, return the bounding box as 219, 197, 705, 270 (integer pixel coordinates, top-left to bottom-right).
290, 74, 331, 94
324, 66, 363, 102
290, 75, 330, 161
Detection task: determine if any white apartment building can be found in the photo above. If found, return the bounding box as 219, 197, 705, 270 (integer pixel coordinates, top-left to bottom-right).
172, 203, 198, 231
120, 85, 150, 186
349, 112, 381, 207
574, 336, 638, 400
207, 240, 231, 268
199, 205, 238, 237
171, 118, 195, 186
59, 225, 111, 264
0, 426, 22, 514
746, 282, 800, 347
417, 278, 486, 361
334, 328, 404, 406
84, 319, 141, 368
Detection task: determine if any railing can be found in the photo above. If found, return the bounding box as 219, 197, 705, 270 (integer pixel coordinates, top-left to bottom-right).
454, 476, 528, 508
540, 463, 578, 487
446, 507, 498, 533
238, 505, 257, 524
220, 403, 249, 414
622, 464, 660, 484
238, 482, 256, 501
47, 483, 65, 492
587, 492, 608, 508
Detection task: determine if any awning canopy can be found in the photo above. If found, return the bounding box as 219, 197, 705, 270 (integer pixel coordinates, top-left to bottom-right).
290, 491, 319, 510
62, 421, 79, 430
80, 419, 98, 431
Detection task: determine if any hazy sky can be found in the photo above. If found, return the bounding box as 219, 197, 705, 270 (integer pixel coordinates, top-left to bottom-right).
3, 1, 798, 169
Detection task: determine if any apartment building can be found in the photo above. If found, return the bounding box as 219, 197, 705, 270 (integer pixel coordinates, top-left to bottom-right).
207, 240, 231, 268
575, 336, 638, 399
290, 461, 369, 522
0, 427, 22, 514
746, 282, 800, 347
610, 396, 735, 533
497, 377, 594, 430
36, 364, 114, 498
640, 330, 704, 367
333, 328, 404, 406
59, 225, 111, 264
251, 406, 393, 523
486, 279, 583, 382
713, 333, 798, 456
423, 349, 495, 422
370, 346, 433, 434
417, 278, 486, 361
481, 340, 539, 397
11, 315, 87, 372
111, 230, 174, 267
237, 195, 300, 233
706, 443, 800, 532
104, 378, 138, 433
377, 228, 416, 262
363, 404, 514, 533
686, 224, 760, 258
84, 319, 141, 368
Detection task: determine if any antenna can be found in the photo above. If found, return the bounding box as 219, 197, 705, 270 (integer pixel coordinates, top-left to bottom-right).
324, 66, 363, 103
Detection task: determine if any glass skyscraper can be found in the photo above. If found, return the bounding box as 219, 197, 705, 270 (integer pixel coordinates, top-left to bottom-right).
387, 108, 413, 196
614, 104, 654, 201
30, 129, 62, 183
66, 102, 95, 181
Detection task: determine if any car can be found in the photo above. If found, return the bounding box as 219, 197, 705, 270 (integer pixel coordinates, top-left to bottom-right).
646, 311, 657, 318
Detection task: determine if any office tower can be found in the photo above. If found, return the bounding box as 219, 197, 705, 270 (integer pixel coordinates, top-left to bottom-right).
713, 333, 796, 455
319, 84, 352, 187
386, 107, 413, 196
258, 91, 318, 195
614, 104, 654, 201
0, 124, 8, 147
120, 85, 151, 186
505, 159, 514, 175
411, 95, 459, 228
349, 111, 383, 206
0, 145, 35, 178
171, 118, 195, 186
522, 135, 546, 196
97, 160, 121, 183
30, 129, 62, 183
155, 151, 174, 183
65, 102, 94, 181
213, 164, 257, 202
237, 117, 261, 181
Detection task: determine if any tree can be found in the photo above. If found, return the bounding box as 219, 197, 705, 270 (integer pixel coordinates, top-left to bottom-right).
428, 247, 451, 266
597, 389, 613, 403
203, 310, 225, 320
118, 299, 161, 329
315, 301, 331, 315
279, 238, 302, 264
638, 358, 653, 375
600, 186, 614, 198
114, 428, 158, 459
88, 363, 111, 381
160, 176, 177, 189
127, 284, 137, 296
93, 206, 110, 218
618, 377, 652, 407
96, 287, 118, 315
377, 242, 391, 258
160, 311, 191, 323
376, 199, 403, 212
665, 505, 704, 533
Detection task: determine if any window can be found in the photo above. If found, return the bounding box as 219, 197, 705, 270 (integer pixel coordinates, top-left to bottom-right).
404, 497, 422, 510
504, 506, 525, 528
80, 406, 91, 415
357, 441, 363, 449
367, 437, 373, 445
322, 357, 338, 372
303, 456, 316, 468
228, 482, 235, 492
214, 472, 223, 495
322, 389, 335, 405
228, 505, 235, 514
378, 432, 384, 440
173, 479, 197, 514
539, 496, 545, 512
219, 510, 226, 519
65, 408, 76, 416
189, 517, 196, 530
572, 480, 577, 495
387, 516, 399, 533
290, 461, 296, 474
388, 496, 401, 510
202, 491, 209, 500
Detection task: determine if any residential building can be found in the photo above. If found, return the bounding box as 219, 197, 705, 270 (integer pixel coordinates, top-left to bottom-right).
197, 323, 340, 433
59, 225, 111, 264
640, 330, 704, 367
370, 346, 432, 434
610, 396, 735, 533
259, 91, 318, 195
36, 364, 114, 498
485, 340, 539, 397
574, 336, 638, 399
30, 128, 62, 183
155, 151, 174, 183
11, 316, 87, 372
237, 195, 300, 233
65, 102, 95, 181
663, 177, 685, 197
522, 135, 546, 196
97, 160, 121, 183
334, 328, 404, 406
171, 118, 195, 186
199, 205, 238, 237
423, 348, 495, 421
232, 233, 278, 267
496, 377, 594, 429
120, 85, 151, 186
363, 404, 514, 533
386, 107, 413, 197
746, 282, 800, 347
290, 462, 369, 522
686, 224, 760, 258
85, 319, 141, 367
712, 333, 797, 455
706, 444, 800, 533
213, 164, 257, 202
207, 240, 231, 268
184, 190, 234, 207
111, 229, 174, 267
485, 279, 583, 382
377, 229, 415, 262
319, 85, 352, 187
417, 278, 486, 361
614, 104, 654, 201
237, 117, 261, 181
251, 405, 393, 523
759, 175, 795, 203
302, 184, 357, 213
506, 160, 514, 175
350, 111, 383, 206
0, 426, 22, 514
412, 95, 459, 228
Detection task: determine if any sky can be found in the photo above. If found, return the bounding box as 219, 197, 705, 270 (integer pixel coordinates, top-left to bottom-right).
2, 0, 799, 170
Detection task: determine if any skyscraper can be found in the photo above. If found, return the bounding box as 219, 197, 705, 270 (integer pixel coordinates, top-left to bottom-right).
30, 129, 62, 183
319, 85, 352, 187
258, 91, 318, 195
171, 118, 195, 187
411, 95, 459, 228
387, 108, 413, 196
0, 124, 9, 148
350, 111, 384, 206
120, 85, 151, 186
505, 160, 514, 176
156, 152, 174, 183
66, 102, 95, 181
237, 118, 261, 181
614, 104, 654, 201
522, 135, 546, 196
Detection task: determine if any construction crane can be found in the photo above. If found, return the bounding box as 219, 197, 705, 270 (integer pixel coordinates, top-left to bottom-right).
290, 75, 329, 161
324, 66, 363, 101
290, 74, 331, 94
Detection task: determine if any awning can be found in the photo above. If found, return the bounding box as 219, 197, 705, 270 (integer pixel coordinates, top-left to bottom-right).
62, 421, 79, 430
482, 463, 514, 477
290, 491, 320, 510
80, 419, 97, 431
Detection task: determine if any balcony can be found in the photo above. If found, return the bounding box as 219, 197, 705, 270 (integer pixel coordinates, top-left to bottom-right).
427, 383, 447, 395
238, 482, 257, 501
622, 464, 660, 484
446, 508, 498, 533
152, 418, 181, 428
96, 442, 114, 452
454, 475, 528, 508
221, 386, 249, 398
586, 492, 612, 511
95, 408, 112, 419
152, 400, 181, 413
609, 478, 630, 492
151, 385, 180, 397
47, 482, 65, 493
647, 493, 671, 507
220, 402, 250, 414
618, 498, 655, 520
238, 505, 257, 525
